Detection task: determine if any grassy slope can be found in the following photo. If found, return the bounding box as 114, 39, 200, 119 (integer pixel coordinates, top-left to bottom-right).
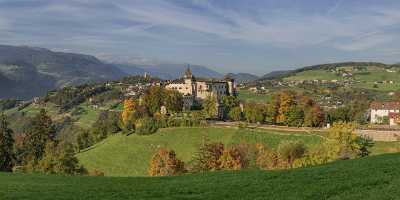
77, 127, 323, 177
283, 66, 400, 91
2, 153, 400, 200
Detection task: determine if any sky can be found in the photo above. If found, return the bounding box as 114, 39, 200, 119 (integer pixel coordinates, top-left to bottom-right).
0, 0, 400, 74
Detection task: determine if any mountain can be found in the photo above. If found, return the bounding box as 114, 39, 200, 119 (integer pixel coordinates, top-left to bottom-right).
225, 73, 258, 84
116, 63, 223, 80
0, 45, 126, 99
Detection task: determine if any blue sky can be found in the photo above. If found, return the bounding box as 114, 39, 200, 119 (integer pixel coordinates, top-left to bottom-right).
0, 0, 400, 74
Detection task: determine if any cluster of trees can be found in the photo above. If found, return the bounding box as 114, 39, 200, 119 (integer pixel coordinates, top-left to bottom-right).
147, 122, 374, 177
222, 91, 325, 127
0, 110, 84, 174
45, 84, 109, 111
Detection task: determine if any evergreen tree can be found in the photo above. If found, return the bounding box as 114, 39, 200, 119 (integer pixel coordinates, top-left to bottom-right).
0, 114, 14, 172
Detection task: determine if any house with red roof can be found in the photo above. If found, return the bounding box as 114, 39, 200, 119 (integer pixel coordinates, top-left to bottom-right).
370, 101, 400, 126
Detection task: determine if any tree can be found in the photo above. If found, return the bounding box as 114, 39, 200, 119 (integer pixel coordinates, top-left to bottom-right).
0, 114, 14, 172
135, 117, 158, 135
286, 105, 304, 127
143, 86, 165, 115
327, 122, 361, 160
23, 109, 55, 166
221, 96, 239, 117
228, 106, 243, 121
121, 99, 135, 127
244, 102, 265, 123
164, 90, 183, 114
202, 95, 218, 118
148, 148, 185, 176
75, 130, 94, 152
91, 111, 121, 141
277, 91, 296, 124
37, 141, 82, 175
277, 140, 306, 168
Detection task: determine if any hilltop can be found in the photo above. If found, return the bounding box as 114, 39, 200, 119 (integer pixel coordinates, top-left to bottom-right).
2, 153, 400, 200
0, 45, 127, 99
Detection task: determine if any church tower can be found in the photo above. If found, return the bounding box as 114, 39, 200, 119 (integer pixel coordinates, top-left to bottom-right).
183, 66, 196, 96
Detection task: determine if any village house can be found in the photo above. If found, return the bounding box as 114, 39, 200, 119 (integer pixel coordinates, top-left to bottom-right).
165, 67, 236, 114
370, 101, 400, 126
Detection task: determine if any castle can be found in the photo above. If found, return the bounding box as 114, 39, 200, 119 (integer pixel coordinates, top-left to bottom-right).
165, 68, 236, 112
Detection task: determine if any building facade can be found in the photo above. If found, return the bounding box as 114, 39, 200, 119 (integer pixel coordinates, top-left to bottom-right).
165, 67, 236, 111
370, 101, 400, 126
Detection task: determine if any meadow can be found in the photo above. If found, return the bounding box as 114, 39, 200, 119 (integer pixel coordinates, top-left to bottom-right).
2, 153, 400, 200
77, 127, 323, 177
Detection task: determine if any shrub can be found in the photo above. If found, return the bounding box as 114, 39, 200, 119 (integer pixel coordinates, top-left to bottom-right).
256, 144, 281, 170
193, 140, 224, 172
148, 148, 185, 176
277, 140, 306, 168
219, 144, 250, 170
135, 117, 158, 135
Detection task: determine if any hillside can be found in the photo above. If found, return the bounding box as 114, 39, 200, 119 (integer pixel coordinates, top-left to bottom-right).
116, 63, 223, 80
259, 62, 397, 81
2, 153, 400, 200
77, 127, 323, 177
225, 73, 259, 84
0, 45, 127, 99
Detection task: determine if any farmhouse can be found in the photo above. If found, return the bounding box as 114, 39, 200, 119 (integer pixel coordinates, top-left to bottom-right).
370, 101, 400, 126
165, 67, 236, 111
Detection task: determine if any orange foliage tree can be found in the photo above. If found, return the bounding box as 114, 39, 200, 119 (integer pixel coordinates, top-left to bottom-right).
277, 91, 296, 124
148, 148, 185, 176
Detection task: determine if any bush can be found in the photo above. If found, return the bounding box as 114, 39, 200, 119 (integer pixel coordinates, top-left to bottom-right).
277, 140, 306, 168
135, 117, 158, 135
148, 148, 185, 176
193, 140, 224, 172
219, 144, 250, 170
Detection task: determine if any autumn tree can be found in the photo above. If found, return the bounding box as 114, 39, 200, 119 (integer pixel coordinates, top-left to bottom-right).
276, 91, 296, 124
0, 114, 14, 172
221, 96, 240, 117
326, 122, 362, 160
148, 148, 185, 176
121, 98, 136, 127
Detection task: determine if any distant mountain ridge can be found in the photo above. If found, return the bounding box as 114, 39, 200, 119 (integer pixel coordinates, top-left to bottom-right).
225, 73, 259, 84
115, 63, 223, 80
0, 45, 126, 99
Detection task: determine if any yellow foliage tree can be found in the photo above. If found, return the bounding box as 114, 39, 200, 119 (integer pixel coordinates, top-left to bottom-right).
327, 122, 360, 160
121, 99, 135, 126
277, 91, 296, 124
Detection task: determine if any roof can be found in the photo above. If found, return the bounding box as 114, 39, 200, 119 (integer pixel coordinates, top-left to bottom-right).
371, 101, 400, 110
389, 112, 400, 119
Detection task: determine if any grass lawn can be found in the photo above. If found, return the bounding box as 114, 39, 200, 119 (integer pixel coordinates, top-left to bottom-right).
237, 89, 273, 102
77, 127, 323, 177
2, 153, 400, 200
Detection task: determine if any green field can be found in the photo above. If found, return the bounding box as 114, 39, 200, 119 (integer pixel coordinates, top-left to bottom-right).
237, 89, 273, 102
284, 69, 344, 81
2, 153, 400, 200
77, 127, 323, 177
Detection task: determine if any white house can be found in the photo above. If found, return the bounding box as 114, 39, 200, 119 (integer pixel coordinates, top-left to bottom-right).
370, 101, 400, 125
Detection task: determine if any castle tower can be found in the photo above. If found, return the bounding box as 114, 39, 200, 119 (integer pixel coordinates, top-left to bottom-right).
224, 74, 236, 96
184, 66, 196, 96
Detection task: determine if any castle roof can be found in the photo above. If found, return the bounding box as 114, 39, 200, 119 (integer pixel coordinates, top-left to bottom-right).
370, 101, 400, 110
